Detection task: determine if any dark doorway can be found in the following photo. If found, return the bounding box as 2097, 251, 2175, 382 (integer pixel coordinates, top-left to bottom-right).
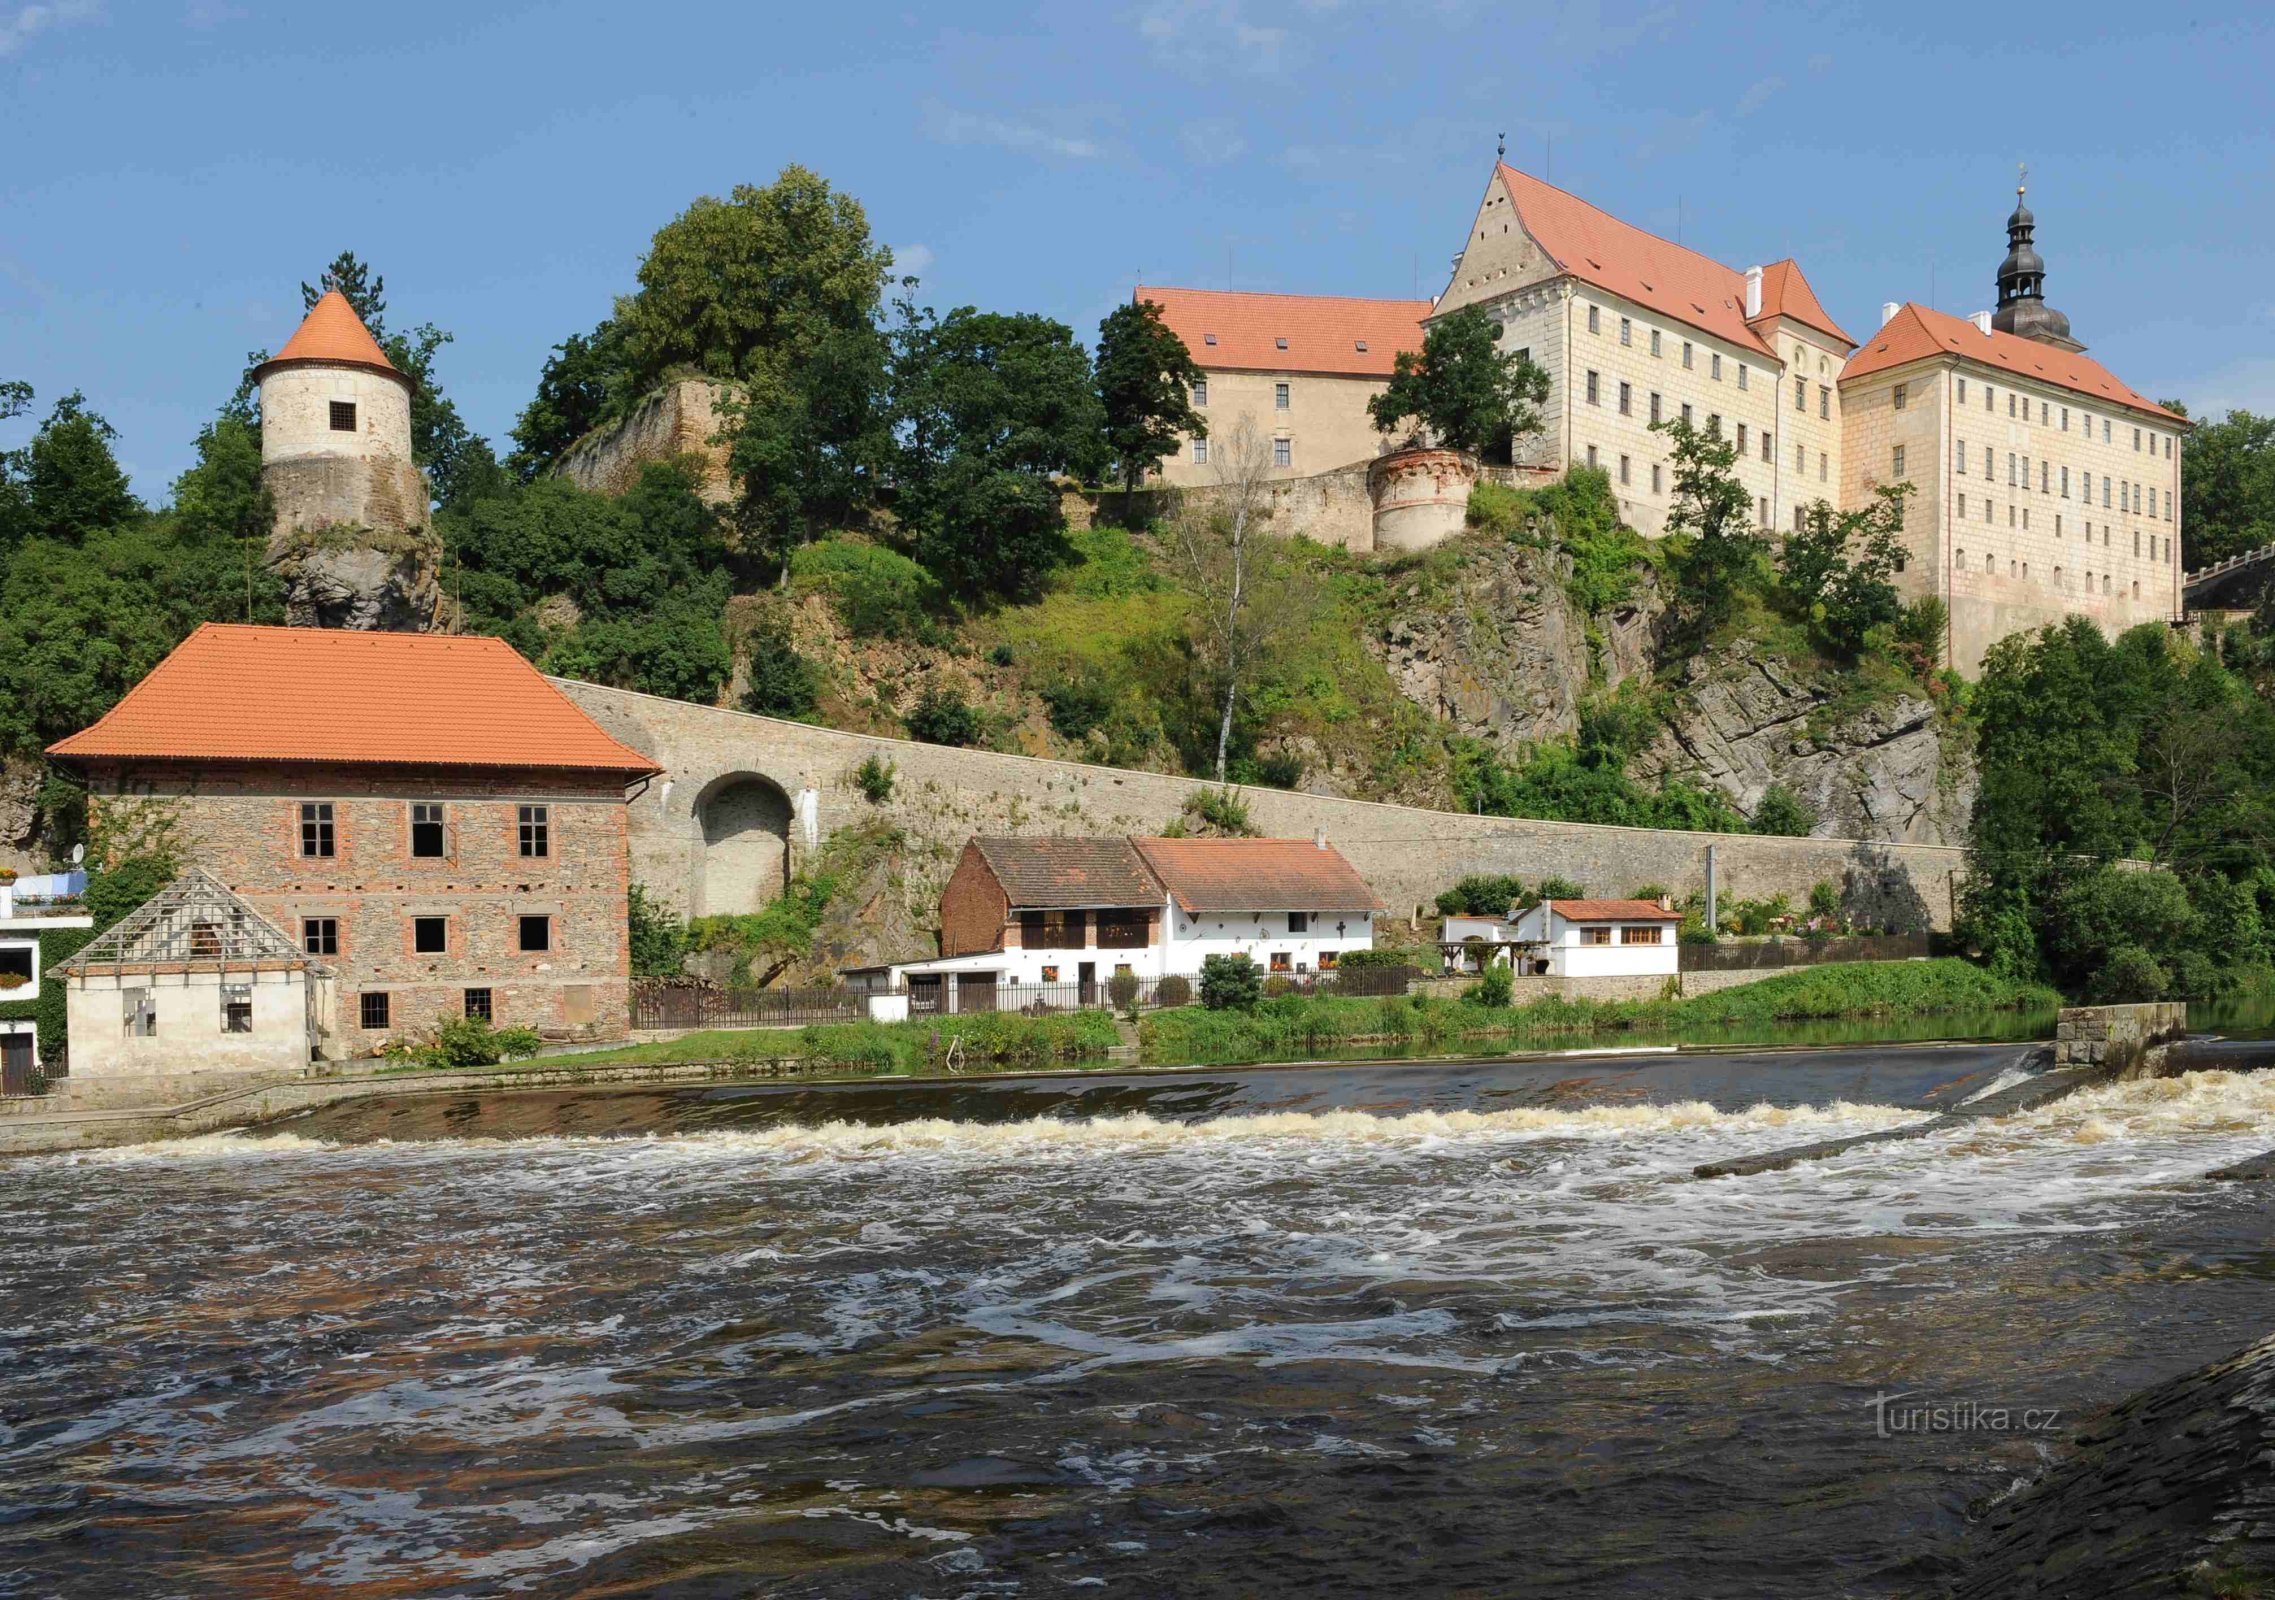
1078, 961, 1097, 1005
1, 1032, 35, 1097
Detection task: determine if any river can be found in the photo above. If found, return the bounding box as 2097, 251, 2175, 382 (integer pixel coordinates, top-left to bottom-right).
2, 1040, 2272, 1596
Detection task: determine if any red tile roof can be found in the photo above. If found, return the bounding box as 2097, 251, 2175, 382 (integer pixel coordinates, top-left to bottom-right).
48, 624, 661, 776
1139, 286, 1429, 378
971, 838, 1160, 909
253, 291, 404, 384
1541, 898, 1684, 922
1133, 837, 1384, 914
1491, 164, 1814, 361
1751, 258, 1855, 348
1842, 303, 2186, 424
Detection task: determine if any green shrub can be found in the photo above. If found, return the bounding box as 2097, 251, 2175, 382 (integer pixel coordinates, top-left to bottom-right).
1808, 880, 1841, 920
1336, 948, 1414, 971
1200, 953, 1261, 1011
1466, 965, 1513, 1007
627, 883, 688, 978
1750, 784, 1818, 837
906, 685, 981, 747
1184, 787, 1254, 835
1041, 670, 1114, 739
1261, 973, 1295, 998
989, 641, 1017, 667
742, 613, 822, 719
414, 1016, 544, 1069
790, 540, 942, 640
853, 753, 895, 804
2091, 945, 2171, 1003
1535, 876, 1583, 900
1247, 750, 1307, 791
1435, 874, 1525, 916
1154, 973, 1193, 1008
1107, 969, 1141, 1013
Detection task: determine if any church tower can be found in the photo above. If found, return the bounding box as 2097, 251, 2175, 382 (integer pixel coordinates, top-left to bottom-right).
1991, 176, 2085, 353
254, 292, 441, 629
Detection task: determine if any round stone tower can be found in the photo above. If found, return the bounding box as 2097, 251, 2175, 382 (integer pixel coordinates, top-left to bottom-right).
255, 292, 441, 630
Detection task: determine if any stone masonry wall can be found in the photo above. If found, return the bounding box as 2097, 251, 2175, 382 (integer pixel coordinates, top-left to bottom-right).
84, 761, 636, 1054
2053, 1000, 2190, 1078
556, 681, 1972, 968
556, 379, 736, 504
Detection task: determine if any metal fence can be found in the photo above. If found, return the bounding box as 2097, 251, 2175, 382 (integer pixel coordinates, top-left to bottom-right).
632, 982, 867, 1030
1677, 933, 1932, 972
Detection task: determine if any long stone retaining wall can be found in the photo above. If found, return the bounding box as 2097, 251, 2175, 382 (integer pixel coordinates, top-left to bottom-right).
556, 681, 1970, 960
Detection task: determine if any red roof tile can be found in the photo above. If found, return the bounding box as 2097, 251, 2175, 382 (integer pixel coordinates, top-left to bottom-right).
48, 624, 661, 775
1140, 286, 1429, 378
971, 838, 1160, 909
1132, 837, 1384, 914
253, 291, 404, 384
1751, 258, 1854, 348
1541, 898, 1684, 922
1843, 303, 2186, 424
1492, 164, 1788, 361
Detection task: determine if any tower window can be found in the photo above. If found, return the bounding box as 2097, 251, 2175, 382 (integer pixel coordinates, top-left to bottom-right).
1892, 383, 1907, 411
328, 401, 357, 433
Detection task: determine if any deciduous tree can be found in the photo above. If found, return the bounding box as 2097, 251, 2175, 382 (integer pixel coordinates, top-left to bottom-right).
1095, 299, 1204, 497
1366, 305, 1548, 458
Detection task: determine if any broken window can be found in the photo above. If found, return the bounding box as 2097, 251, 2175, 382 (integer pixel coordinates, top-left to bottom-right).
222, 985, 253, 1033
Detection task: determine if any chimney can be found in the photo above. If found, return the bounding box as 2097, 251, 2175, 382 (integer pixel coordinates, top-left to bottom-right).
1744, 265, 1763, 318
1970, 310, 1993, 335
1313, 827, 1327, 850
1880, 300, 1901, 328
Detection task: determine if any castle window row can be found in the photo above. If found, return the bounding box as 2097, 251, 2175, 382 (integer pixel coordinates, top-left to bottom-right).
303, 912, 555, 959
1950, 496, 2170, 562
1953, 376, 2174, 458
354, 988, 499, 1032
294, 801, 551, 861
1952, 549, 2143, 600
1582, 304, 1799, 405
1949, 439, 2172, 520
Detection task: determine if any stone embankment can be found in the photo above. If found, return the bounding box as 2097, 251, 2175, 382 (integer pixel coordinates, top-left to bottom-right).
1932, 1332, 2275, 1598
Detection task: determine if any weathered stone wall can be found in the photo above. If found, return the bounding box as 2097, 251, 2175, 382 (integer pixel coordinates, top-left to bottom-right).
556, 680, 1972, 971
64, 967, 311, 1097
1369, 448, 1479, 554
81, 761, 636, 1056
555, 379, 736, 503
2053, 1000, 2189, 1077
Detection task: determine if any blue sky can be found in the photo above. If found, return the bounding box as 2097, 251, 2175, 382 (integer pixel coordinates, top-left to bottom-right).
5, 0, 2270, 497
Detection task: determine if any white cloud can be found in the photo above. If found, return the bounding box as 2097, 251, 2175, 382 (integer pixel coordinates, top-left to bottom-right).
1734, 74, 1783, 116
891, 243, 935, 280
0, 0, 100, 59
924, 104, 1104, 161
1178, 116, 1248, 166
2150, 355, 2275, 419
1136, 0, 1288, 74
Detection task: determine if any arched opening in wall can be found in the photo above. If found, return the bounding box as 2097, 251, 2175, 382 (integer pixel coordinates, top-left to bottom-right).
694, 774, 793, 916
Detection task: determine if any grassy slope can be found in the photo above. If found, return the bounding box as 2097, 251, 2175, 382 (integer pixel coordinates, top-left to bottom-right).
549, 1008, 1121, 1075
1139, 960, 2059, 1061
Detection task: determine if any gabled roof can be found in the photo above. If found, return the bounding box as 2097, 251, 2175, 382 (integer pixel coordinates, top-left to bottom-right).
1842, 303, 2186, 424
1139, 286, 1430, 378
1539, 898, 1684, 922
253, 290, 405, 386
56, 867, 317, 976
1133, 837, 1384, 915
969, 837, 1161, 910
1492, 163, 1798, 361
48, 624, 662, 776
1750, 258, 1855, 348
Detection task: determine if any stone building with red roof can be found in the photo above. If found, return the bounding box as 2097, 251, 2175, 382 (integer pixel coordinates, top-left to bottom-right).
48, 624, 662, 1065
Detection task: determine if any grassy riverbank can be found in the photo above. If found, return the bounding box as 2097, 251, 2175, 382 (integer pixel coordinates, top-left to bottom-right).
1140, 960, 2060, 1063
549, 1008, 1122, 1076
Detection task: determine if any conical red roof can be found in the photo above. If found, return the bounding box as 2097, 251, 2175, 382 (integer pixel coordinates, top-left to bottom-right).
254, 290, 403, 383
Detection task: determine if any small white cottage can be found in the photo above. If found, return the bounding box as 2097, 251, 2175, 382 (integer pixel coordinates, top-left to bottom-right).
1508, 898, 1683, 978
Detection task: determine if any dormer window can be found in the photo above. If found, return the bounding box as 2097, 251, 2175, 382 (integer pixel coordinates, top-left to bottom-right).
1354, 339, 1368, 352
1203, 333, 1217, 345
1274, 336, 1288, 350
328, 401, 357, 433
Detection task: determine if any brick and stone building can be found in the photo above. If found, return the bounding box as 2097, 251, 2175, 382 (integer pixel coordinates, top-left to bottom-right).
47, 624, 660, 1063
866, 833, 1382, 1008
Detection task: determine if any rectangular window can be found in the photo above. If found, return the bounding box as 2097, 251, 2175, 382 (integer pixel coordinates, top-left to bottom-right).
1683, 341, 1694, 370
1893, 382, 1908, 411
1039, 965, 1060, 984
1738, 363, 1749, 390
1586, 304, 1599, 333
1618, 380, 1632, 416
2041, 460, 2049, 493
123, 987, 156, 1037
1585, 444, 1598, 470
1618, 454, 1631, 485
1681, 402, 1693, 427
299, 801, 335, 858
302, 917, 338, 957
1892, 444, 1906, 477
1819, 452, 1827, 482
1736, 422, 1748, 454
1956, 436, 1967, 475
2008, 452, 2017, 487
1191, 378, 1206, 406
2021, 454, 2030, 490
1958, 493, 1967, 518
519, 914, 551, 953
1288, 912, 1310, 933
1710, 352, 1722, 380
2134, 427, 2142, 451
1793, 506, 1806, 532
2008, 391, 2017, 418
1273, 381, 1289, 411
1794, 375, 1806, 411
1984, 444, 1993, 478
1757, 495, 1768, 525
1957, 379, 1968, 404
328, 400, 356, 433
2104, 419, 2111, 442
1707, 413, 1721, 437
1986, 386, 1995, 412
359, 991, 390, 1030
1762, 430, 1772, 463
410, 802, 445, 858
518, 804, 549, 858
463, 987, 492, 1022
2061, 465, 2069, 496
413, 916, 447, 955
1795, 440, 1804, 471
222, 984, 253, 1034
1272, 437, 1292, 468
1191, 437, 1207, 465
1652, 463, 1663, 493
1620, 925, 1664, 945
1650, 329, 1662, 357
1581, 926, 1613, 946
1818, 386, 1829, 420
2104, 478, 2111, 508
1649, 392, 1662, 425
1586, 370, 1600, 405
1619, 316, 1631, 346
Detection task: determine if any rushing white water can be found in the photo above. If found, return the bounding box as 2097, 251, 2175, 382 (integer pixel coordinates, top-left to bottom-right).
4, 1062, 2272, 1598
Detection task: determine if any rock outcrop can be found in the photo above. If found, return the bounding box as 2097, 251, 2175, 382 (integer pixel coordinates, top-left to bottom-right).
267, 523, 444, 632
1635, 653, 1974, 845
1936, 1332, 2275, 1598
0, 752, 45, 874
1372, 536, 1659, 750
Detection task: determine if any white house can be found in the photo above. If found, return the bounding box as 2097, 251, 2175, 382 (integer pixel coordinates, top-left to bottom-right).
865, 834, 1383, 1012
1509, 898, 1684, 978
0, 871, 94, 1093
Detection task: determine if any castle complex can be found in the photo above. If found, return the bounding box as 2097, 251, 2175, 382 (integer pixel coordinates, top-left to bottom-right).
1146, 163, 2188, 673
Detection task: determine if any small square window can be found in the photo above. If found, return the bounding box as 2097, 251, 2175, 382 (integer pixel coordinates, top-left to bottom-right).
300, 801, 335, 858
518, 804, 549, 858
359, 991, 391, 1030
1289, 912, 1310, 933
303, 917, 338, 956
328, 400, 356, 433
463, 987, 493, 1022
124, 988, 156, 1037
1268, 951, 1292, 973
519, 915, 551, 953
222, 984, 253, 1034
1040, 965, 1060, 983
410, 802, 445, 858
413, 916, 447, 955
1272, 437, 1292, 468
